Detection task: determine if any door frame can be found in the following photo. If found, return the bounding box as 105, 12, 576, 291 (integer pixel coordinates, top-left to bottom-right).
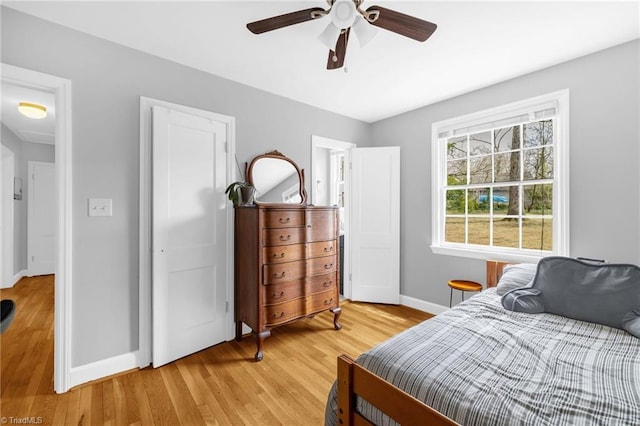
1, 145, 15, 288
1, 63, 73, 393
138, 97, 236, 367
311, 135, 355, 298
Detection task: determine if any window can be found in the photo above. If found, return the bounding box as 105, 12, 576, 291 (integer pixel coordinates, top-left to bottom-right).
431, 90, 569, 262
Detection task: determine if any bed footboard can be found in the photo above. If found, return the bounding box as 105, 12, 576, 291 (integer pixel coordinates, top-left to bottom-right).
336, 354, 460, 426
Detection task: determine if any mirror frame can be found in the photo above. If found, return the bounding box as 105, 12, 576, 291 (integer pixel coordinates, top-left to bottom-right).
246, 150, 307, 205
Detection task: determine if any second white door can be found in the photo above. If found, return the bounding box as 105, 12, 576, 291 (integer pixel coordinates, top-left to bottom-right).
28, 161, 56, 277
152, 105, 228, 367
350, 147, 400, 304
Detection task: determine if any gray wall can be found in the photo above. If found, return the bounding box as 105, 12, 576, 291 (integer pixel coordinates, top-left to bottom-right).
372, 39, 640, 306
1, 7, 372, 367
1, 124, 55, 275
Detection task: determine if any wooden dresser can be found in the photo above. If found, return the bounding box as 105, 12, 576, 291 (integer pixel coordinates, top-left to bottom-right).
234, 204, 341, 361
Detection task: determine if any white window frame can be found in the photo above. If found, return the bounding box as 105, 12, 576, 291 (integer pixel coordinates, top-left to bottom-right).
431, 90, 570, 263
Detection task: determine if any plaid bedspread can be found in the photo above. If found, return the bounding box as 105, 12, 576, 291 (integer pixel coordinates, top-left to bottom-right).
325, 288, 640, 425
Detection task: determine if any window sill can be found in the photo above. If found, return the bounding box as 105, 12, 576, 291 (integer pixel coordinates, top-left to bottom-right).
430, 245, 549, 264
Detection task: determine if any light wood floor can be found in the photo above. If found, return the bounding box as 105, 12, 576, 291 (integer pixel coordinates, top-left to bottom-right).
1, 276, 432, 425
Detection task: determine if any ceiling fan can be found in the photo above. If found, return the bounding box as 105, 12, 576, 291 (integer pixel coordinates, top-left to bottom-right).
247, 0, 437, 70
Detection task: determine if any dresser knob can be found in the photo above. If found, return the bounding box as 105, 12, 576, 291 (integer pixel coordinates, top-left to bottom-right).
324, 263, 333, 270
324, 246, 334, 252
324, 298, 333, 306
323, 281, 333, 288
273, 312, 285, 319
273, 252, 285, 259
280, 235, 292, 241
273, 271, 286, 279
279, 217, 290, 224
272, 291, 285, 298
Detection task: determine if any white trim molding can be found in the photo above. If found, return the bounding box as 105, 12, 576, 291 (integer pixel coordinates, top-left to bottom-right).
400, 294, 448, 316
1, 63, 73, 393
69, 351, 140, 389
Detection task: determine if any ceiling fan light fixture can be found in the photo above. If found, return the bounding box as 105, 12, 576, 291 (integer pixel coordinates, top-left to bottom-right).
330, 0, 357, 29
352, 15, 378, 47
18, 102, 47, 119
318, 22, 342, 50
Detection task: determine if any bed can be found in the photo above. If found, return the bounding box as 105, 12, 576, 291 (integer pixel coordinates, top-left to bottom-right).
325, 260, 640, 425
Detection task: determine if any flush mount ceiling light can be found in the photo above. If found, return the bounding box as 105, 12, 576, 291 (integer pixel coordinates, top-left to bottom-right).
18, 102, 47, 119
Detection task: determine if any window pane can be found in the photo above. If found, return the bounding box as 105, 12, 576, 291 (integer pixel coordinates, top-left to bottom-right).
494, 125, 520, 152
524, 147, 553, 180
468, 218, 490, 245
469, 131, 492, 156
447, 136, 467, 160
446, 189, 466, 214
469, 155, 492, 184
492, 186, 515, 214
522, 218, 552, 251
493, 218, 520, 248
524, 120, 553, 148
494, 152, 520, 183
447, 159, 467, 185
445, 217, 465, 243
523, 184, 553, 215
468, 188, 490, 214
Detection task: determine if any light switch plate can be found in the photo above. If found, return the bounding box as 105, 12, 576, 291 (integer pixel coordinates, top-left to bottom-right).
88, 198, 113, 217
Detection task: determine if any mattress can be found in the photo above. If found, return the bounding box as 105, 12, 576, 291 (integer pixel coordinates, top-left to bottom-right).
325, 288, 640, 425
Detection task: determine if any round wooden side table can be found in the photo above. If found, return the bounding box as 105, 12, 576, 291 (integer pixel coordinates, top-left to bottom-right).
448, 280, 483, 307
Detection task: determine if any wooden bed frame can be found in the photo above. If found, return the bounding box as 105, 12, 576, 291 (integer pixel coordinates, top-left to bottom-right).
336, 260, 512, 426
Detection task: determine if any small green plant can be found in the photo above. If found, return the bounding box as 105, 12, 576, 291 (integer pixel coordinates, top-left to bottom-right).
225, 181, 254, 206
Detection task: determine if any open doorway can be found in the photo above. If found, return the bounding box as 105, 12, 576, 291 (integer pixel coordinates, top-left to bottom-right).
1, 63, 72, 392
311, 135, 355, 298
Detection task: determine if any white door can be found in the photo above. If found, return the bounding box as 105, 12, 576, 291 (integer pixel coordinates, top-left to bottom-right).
1, 145, 15, 288
350, 147, 400, 304
28, 161, 56, 276
152, 106, 228, 367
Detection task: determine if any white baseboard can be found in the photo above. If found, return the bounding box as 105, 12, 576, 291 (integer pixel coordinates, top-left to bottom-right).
400, 294, 449, 315
1, 269, 28, 288
69, 350, 140, 388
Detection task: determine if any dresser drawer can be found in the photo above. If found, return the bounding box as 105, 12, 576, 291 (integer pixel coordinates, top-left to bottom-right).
307, 289, 338, 313
263, 244, 305, 264
263, 210, 305, 228
308, 240, 336, 258
307, 273, 337, 294
263, 260, 305, 284
263, 227, 305, 246
306, 210, 336, 242
263, 280, 305, 305
308, 256, 337, 276
264, 298, 305, 326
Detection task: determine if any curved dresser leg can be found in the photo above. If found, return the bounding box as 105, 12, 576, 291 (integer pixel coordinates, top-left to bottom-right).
331, 307, 342, 330
254, 330, 271, 361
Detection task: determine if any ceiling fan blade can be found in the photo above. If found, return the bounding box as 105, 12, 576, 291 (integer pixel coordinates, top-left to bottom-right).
366, 6, 437, 42
247, 7, 326, 34
327, 28, 350, 70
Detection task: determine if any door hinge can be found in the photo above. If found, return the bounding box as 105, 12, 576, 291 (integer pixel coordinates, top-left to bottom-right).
349, 273, 352, 282
224, 142, 228, 153
225, 301, 229, 313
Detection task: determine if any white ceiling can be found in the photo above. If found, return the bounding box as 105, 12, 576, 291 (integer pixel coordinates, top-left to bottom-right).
1, 82, 56, 144
4, 1, 640, 123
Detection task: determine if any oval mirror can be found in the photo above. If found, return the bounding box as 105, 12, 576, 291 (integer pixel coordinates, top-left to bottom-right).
246, 150, 307, 204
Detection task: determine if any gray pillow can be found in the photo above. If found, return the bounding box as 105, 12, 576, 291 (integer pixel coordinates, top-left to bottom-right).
502, 256, 640, 338
495, 263, 538, 296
